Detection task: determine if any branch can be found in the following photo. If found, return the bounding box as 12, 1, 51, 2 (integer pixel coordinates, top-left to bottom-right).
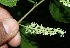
18, 0, 45, 24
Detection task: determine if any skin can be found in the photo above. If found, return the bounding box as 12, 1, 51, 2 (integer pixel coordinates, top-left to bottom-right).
0, 6, 21, 48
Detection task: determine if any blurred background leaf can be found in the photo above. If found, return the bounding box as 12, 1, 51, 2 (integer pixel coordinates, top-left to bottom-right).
0, 0, 19, 7
49, 0, 70, 23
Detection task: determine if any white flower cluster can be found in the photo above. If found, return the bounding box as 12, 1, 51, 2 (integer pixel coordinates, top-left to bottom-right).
24, 22, 66, 37
60, 0, 70, 7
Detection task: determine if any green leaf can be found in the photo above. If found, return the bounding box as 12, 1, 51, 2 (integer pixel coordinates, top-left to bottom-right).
49, 2, 69, 23
20, 26, 37, 48
0, 0, 19, 7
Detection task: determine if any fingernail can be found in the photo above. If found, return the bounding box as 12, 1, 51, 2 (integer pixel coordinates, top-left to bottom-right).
2, 22, 9, 34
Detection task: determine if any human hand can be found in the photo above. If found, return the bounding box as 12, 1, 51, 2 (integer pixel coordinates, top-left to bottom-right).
0, 6, 21, 48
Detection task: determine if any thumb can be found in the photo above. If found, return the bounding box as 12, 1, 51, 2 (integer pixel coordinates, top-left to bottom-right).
0, 18, 19, 46
0, 6, 19, 46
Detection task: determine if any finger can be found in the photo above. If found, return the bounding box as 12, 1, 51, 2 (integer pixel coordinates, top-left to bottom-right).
0, 44, 8, 48
8, 32, 21, 47
3, 18, 19, 34
0, 6, 12, 22
0, 18, 19, 45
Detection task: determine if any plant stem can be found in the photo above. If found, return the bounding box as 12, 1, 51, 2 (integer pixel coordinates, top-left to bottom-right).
18, 0, 45, 24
